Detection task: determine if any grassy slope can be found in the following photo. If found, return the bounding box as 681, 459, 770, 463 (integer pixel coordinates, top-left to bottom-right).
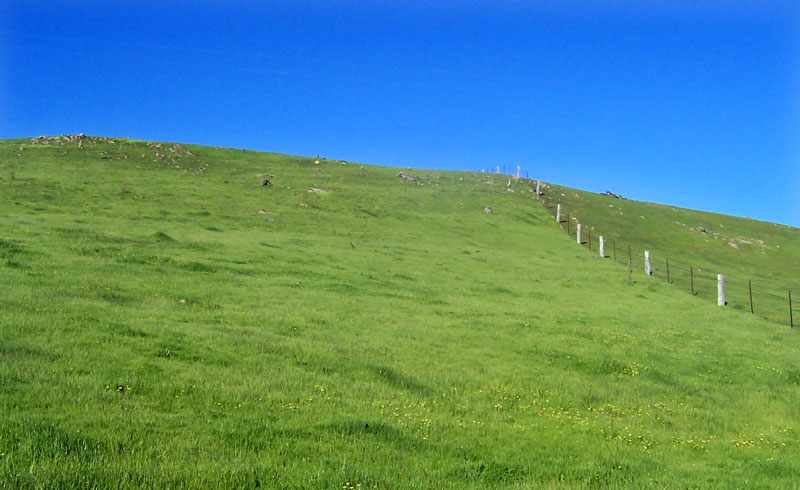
1, 136, 799, 488
540, 182, 800, 325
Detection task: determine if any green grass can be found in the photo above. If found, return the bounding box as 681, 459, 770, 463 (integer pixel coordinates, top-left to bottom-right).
1, 135, 800, 488
538, 182, 800, 326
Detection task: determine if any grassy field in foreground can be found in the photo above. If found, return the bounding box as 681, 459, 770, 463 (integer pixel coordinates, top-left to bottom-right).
1, 136, 800, 488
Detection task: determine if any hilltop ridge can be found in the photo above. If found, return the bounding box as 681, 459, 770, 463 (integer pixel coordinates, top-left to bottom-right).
2, 136, 799, 488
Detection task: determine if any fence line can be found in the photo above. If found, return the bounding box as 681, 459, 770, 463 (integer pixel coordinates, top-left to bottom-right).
528, 180, 796, 328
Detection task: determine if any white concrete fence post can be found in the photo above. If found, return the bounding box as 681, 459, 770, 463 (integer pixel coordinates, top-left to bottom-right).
645, 250, 652, 275
577, 224, 581, 244
718, 274, 726, 306
496, 165, 500, 174
556, 204, 561, 223
516, 165, 520, 179
536, 180, 541, 195
599, 235, 604, 258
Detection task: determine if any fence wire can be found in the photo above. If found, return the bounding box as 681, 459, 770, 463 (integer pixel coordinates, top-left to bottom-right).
529, 181, 797, 328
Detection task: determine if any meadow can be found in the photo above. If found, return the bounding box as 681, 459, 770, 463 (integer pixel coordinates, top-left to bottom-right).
537, 182, 800, 326
1, 136, 799, 488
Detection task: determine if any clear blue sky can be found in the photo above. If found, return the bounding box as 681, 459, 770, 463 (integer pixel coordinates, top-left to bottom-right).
2, 1, 798, 225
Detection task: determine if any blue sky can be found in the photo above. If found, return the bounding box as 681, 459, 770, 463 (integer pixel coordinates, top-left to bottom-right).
2, 1, 798, 225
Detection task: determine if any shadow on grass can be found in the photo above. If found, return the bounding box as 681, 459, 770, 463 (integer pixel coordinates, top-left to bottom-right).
366, 364, 432, 396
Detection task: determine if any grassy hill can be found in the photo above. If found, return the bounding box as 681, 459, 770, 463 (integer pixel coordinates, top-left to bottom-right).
537, 182, 800, 325
1, 135, 799, 488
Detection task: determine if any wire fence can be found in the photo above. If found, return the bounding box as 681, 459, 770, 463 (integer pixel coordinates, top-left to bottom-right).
526, 179, 797, 328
